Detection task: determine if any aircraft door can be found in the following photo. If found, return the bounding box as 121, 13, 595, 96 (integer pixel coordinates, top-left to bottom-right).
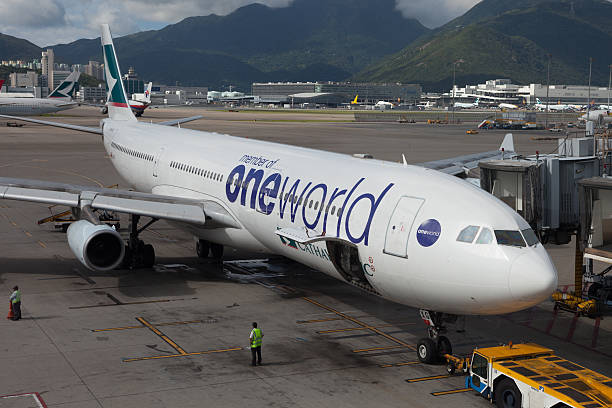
383, 196, 424, 257
153, 147, 165, 177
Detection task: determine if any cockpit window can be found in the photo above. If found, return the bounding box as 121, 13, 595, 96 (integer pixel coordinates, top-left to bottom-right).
494, 230, 526, 247
457, 226, 479, 243
475, 228, 493, 244
521, 228, 539, 246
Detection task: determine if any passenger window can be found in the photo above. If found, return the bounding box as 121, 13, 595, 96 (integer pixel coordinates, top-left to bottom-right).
476, 228, 493, 244
309, 200, 313, 208
299, 197, 303, 205
337, 207, 343, 217
457, 226, 479, 243
472, 354, 488, 379
521, 228, 539, 246
314, 202, 319, 210
494, 230, 526, 247
331, 206, 336, 215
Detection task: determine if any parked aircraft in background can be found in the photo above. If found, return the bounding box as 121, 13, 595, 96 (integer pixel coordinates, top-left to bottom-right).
0, 72, 80, 115
453, 98, 479, 109
0, 25, 557, 365
499, 103, 518, 110
350, 95, 359, 104
375, 100, 394, 109
101, 82, 152, 117
581, 109, 612, 124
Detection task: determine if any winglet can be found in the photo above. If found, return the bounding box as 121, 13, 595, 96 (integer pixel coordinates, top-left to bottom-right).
101, 24, 136, 121
500, 133, 514, 152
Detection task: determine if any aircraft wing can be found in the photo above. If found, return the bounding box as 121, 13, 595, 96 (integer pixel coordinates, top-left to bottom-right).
417, 134, 516, 176
157, 115, 203, 127
0, 114, 102, 135
0, 177, 240, 229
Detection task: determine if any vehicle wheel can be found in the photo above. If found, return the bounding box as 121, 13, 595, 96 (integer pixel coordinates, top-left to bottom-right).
61, 224, 69, 233
143, 244, 155, 268
437, 336, 452, 357
196, 240, 210, 258
416, 338, 438, 364
588, 283, 602, 299
495, 378, 522, 408
210, 243, 224, 260
446, 363, 456, 375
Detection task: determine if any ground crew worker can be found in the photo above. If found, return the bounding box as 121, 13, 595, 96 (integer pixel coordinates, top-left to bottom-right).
9, 286, 21, 321
249, 322, 263, 366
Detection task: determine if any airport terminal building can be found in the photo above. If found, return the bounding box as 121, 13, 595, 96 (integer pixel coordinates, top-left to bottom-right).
252, 81, 422, 104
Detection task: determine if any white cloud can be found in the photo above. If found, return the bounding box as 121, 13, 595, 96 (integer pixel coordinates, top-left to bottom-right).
395, 0, 481, 28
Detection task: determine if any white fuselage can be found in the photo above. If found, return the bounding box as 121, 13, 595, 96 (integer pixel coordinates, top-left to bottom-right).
0, 97, 77, 115
102, 119, 557, 316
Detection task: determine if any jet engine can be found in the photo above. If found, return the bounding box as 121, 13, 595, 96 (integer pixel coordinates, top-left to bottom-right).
67, 220, 124, 271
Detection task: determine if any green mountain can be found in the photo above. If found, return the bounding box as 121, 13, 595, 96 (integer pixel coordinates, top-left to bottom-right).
355, 0, 612, 91
48, 0, 428, 90
0, 33, 41, 60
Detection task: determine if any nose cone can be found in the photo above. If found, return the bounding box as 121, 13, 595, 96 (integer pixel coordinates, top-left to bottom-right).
509, 250, 558, 308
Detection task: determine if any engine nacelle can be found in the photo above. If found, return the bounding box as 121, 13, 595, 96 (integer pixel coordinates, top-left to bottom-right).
67, 220, 124, 271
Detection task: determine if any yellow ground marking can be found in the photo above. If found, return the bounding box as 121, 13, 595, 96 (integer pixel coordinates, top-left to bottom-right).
37, 241, 46, 248
406, 375, 450, 383
24, 231, 32, 237
317, 322, 415, 334
379, 361, 420, 368
302, 297, 416, 351
431, 388, 472, 396
123, 347, 242, 362
92, 320, 204, 332
136, 317, 187, 355
297, 317, 344, 324
353, 345, 409, 353
11, 221, 17, 227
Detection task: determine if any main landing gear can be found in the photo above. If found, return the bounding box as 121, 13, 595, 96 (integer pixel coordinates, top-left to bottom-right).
196, 239, 224, 260
122, 214, 157, 269
416, 310, 456, 364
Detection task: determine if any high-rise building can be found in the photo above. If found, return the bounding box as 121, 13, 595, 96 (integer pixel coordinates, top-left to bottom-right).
122, 67, 144, 97
9, 71, 38, 87
85, 61, 104, 81
41, 49, 54, 92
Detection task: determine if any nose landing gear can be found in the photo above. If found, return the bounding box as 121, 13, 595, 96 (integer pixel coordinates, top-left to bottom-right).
416, 310, 456, 363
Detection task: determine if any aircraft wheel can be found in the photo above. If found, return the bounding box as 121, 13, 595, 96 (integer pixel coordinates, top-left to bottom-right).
143, 244, 155, 268
437, 336, 452, 360
495, 378, 522, 408
416, 338, 438, 364
210, 243, 224, 260
196, 239, 210, 258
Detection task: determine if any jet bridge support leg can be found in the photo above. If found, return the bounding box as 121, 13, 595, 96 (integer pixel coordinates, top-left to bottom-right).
123, 214, 157, 269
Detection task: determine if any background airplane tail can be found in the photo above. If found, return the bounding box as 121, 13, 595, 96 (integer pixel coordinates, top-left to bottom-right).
101, 24, 136, 121
48, 71, 80, 99
144, 82, 152, 103
0, 79, 4, 91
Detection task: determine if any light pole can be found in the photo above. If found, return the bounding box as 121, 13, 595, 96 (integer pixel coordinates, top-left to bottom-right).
451, 59, 463, 124
545, 54, 551, 129
608, 64, 611, 109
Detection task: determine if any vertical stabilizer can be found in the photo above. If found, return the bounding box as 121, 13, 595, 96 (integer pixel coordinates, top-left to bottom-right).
48, 71, 81, 99
144, 82, 152, 103
101, 24, 136, 121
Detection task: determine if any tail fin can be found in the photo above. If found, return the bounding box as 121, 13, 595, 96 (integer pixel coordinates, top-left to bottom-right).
351, 94, 358, 104
474, 98, 479, 105
48, 71, 80, 99
101, 24, 136, 121
536, 98, 542, 104
144, 82, 152, 103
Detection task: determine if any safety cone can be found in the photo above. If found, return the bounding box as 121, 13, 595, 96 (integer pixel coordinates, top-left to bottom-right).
7, 301, 14, 320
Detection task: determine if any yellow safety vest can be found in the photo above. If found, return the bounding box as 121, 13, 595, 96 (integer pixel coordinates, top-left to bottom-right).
11, 290, 20, 304
251, 328, 262, 348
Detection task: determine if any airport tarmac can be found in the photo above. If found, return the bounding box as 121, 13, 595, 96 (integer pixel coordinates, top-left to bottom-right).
0, 106, 610, 407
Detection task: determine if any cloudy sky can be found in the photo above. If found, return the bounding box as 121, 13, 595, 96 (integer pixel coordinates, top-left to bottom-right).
0, 0, 481, 47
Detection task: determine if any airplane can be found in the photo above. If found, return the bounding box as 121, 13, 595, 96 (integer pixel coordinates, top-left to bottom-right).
0, 25, 557, 364
0, 71, 80, 115
534, 98, 577, 112
375, 100, 394, 109
417, 100, 436, 110
101, 81, 152, 117
498, 103, 518, 110
581, 109, 612, 124
453, 98, 479, 109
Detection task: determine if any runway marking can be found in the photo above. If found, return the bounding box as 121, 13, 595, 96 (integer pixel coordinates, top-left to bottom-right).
0, 392, 48, 408
406, 375, 451, 383
379, 361, 420, 368
353, 345, 408, 353
37, 241, 47, 248
123, 347, 242, 362
317, 322, 415, 334
431, 388, 472, 396
11, 221, 17, 226
302, 297, 416, 351
137, 317, 187, 355
297, 317, 345, 324
92, 319, 205, 332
